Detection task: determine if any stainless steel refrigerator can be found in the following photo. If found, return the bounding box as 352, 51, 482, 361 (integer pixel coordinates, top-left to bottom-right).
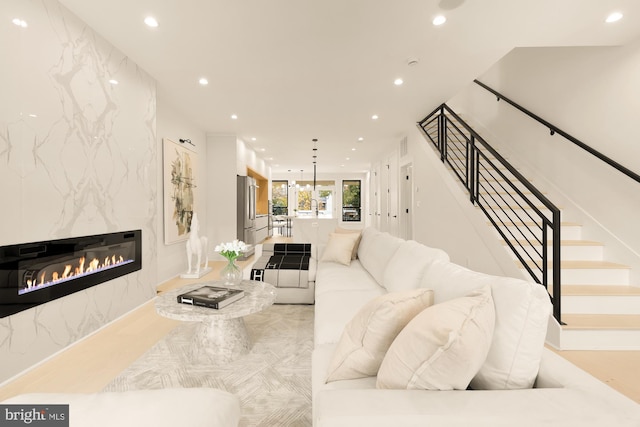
237, 175, 256, 250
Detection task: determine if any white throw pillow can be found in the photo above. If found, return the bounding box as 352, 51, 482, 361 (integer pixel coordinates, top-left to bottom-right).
333, 227, 362, 259
320, 232, 361, 266
326, 289, 434, 382
376, 285, 495, 390
420, 260, 551, 390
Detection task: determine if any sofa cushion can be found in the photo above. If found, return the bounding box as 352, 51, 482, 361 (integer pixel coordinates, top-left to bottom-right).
382, 240, 450, 292
357, 228, 403, 285
420, 260, 552, 390
321, 232, 361, 266
1, 388, 241, 427
326, 289, 434, 382
314, 287, 386, 346
376, 286, 495, 390
315, 260, 377, 295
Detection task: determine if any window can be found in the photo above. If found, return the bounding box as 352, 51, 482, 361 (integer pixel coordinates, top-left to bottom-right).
342, 180, 361, 221
272, 180, 288, 215
297, 184, 312, 216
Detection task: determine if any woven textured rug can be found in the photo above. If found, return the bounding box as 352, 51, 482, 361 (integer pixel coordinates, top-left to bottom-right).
103, 304, 314, 426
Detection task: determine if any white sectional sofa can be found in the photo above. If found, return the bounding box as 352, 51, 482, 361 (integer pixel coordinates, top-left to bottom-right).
312, 227, 640, 426
2, 388, 240, 427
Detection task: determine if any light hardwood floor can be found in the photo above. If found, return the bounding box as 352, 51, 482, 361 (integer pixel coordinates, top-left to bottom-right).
1, 245, 639, 406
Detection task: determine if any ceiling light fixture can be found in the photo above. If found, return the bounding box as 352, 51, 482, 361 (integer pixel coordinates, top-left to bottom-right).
371, 114, 379, 120
144, 16, 159, 27
433, 15, 446, 26
312, 139, 318, 189
12, 18, 28, 28
394, 78, 404, 86
108, 79, 118, 85
605, 12, 623, 23
198, 78, 208, 85
231, 114, 238, 120
358, 137, 364, 142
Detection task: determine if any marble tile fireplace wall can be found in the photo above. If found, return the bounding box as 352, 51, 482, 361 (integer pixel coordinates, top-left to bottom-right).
0, 0, 157, 383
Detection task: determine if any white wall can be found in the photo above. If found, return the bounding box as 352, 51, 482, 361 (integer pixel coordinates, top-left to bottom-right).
0, 0, 157, 383
237, 138, 271, 179
156, 98, 207, 284
384, 132, 520, 278
448, 42, 640, 277
206, 134, 237, 258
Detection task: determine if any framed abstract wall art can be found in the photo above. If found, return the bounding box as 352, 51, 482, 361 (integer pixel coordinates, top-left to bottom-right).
163, 138, 197, 244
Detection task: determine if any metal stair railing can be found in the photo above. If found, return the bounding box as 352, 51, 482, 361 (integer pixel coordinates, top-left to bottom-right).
418, 104, 562, 323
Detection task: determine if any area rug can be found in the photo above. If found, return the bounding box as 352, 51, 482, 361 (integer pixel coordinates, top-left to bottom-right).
103, 304, 314, 426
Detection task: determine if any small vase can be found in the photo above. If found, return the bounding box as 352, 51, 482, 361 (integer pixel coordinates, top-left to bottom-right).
221, 258, 243, 286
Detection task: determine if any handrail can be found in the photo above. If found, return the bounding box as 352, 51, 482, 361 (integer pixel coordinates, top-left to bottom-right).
417, 104, 562, 323
474, 80, 640, 184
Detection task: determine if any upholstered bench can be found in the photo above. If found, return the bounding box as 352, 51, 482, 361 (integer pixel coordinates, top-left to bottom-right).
250, 243, 315, 304
1, 387, 241, 427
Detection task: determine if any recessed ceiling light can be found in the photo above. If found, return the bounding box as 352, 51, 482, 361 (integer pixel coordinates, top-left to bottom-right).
351, 148, 356, 151
12, 18, 27, 28
394, 78, 404, 86
28, 113, 37, 118
231, 114, 238, 120
605, 12, 623, 23
251, 137, 257, 141
259, 148, 266, 152
144, 16, 159, 27
345, 157, 350, 161
109, 79, 118, 85
371, 114, 379, 120
198, 78, 208, 85
358, 137, 364, 142
433, 15, 446, 26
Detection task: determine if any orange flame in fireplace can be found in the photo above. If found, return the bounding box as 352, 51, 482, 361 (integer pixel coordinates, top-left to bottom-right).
25, 253, 128, 289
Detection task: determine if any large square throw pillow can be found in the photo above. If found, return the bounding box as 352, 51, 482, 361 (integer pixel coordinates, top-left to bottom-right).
333, 227, 362, 259
320, 232, 361, 266
326, 289, 434, 382
420, 260, 551, 390
376, 285, 495, 390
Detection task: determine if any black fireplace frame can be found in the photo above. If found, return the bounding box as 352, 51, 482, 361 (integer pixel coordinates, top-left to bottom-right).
0, 230, 142, 318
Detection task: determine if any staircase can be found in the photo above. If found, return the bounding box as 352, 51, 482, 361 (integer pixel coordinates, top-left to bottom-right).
419, 105, 640, 350
480, 145, 640, 350
503, 216, 640, 350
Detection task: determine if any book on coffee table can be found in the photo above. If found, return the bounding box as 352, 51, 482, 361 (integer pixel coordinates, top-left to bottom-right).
177, 285, 245, 309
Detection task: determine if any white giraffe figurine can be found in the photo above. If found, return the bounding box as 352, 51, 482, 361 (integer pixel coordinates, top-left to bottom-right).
186, 213, 209, 275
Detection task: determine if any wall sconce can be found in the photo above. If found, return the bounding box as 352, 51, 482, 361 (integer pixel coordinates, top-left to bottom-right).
179, 138, 195, 146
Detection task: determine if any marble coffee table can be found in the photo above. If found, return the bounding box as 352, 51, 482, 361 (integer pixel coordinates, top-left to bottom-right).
155, 280, 276, 362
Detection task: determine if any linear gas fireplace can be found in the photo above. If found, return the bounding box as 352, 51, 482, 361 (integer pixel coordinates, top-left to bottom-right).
0, 230, 142, 318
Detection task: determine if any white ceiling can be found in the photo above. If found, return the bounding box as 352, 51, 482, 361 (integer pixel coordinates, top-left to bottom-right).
59, 0, 640, 174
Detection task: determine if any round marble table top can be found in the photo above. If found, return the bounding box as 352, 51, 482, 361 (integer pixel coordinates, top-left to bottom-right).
155, 280, 277, 322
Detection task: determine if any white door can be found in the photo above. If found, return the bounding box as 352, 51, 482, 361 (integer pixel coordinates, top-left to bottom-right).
400, 163, 413, 240
387, 151, 399, 237
370, 164, 381, 230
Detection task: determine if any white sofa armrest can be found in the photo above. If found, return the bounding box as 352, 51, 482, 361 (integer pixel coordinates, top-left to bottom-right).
314, 387, 640, 427
2, 388, 241, 427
